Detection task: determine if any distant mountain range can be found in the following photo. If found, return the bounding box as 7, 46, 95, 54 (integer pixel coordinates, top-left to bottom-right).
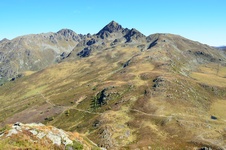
0, 21, 224, 82
1, 21, 226, 149
216, 46, 226, 50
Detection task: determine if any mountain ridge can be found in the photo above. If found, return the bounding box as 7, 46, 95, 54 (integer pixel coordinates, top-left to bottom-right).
1, 21, 226, 149
0, 28, 85, 81
97, 21, 124, 35
1, 21, 224, 84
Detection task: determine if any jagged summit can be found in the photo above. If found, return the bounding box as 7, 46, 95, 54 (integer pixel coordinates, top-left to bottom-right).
96, 21, 146, 41
124, 28, 146, 42
97, 20, 123, 36
57, 28, 75, 33
56, 28, 83, 41
68, 22, 148, 58
56, 28, 78, 37
0, 38, 9, 43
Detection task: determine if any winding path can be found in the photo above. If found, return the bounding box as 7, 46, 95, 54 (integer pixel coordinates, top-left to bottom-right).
131, 109, 172, 118
40, 93, 56, 107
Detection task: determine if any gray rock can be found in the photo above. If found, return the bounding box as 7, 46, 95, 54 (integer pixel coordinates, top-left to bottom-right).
6, 128, 18, 137
30, 129, 38, 135
37, 132, 46, 139
199, 147, 212, 150
47, 131, 62, 146
0, 133, 4, 137
77, 47, 92, 57
58, 129, 73, 145
97, 21, 123, 37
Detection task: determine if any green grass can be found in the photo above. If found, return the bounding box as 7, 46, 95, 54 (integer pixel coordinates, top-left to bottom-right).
66, 140, 83, 150
1, 42, 226, 149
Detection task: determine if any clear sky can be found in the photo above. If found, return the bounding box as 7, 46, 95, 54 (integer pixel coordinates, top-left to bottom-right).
0, 0, 225, 46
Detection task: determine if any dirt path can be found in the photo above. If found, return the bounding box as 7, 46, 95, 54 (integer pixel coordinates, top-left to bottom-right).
40, 93, 56, 107
131, 109, 172, 118
73, 108, 102, 115
40, 93, 101, 115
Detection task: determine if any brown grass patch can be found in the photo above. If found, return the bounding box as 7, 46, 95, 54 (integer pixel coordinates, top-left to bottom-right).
190, 72, 226, 87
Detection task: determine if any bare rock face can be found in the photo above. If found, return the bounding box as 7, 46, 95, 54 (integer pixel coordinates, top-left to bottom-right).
97, 20, 123, 38
124, 28, 146, 43
77, 47, 92, 57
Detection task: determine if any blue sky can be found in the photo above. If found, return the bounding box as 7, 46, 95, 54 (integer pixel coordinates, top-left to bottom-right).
0, 0, 225, 46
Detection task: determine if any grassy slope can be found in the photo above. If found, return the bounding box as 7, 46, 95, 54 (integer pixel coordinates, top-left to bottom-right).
0, 34, 226, 149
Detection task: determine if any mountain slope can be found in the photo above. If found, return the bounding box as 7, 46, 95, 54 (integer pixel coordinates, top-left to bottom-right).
0, 29, 83, 81
0, 21, 226, 149
67, 21, 146, 59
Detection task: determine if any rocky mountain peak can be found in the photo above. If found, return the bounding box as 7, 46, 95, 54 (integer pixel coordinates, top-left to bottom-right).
0, 38, 9, 43
124, 28, 146, 42
56, 28, 82, 42
97, 20, 123, 35
57, 29, 77, 37
128, 28, 145, 37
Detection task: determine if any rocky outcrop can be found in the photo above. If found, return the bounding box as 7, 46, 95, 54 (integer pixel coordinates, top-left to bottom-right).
77, 47, 92, 57
0, 122, 100, 149
124, 28, 146, 43
97, 125, 116, 149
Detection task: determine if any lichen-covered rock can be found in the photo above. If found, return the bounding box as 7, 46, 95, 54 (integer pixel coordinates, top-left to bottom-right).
0, 122, 100, 150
